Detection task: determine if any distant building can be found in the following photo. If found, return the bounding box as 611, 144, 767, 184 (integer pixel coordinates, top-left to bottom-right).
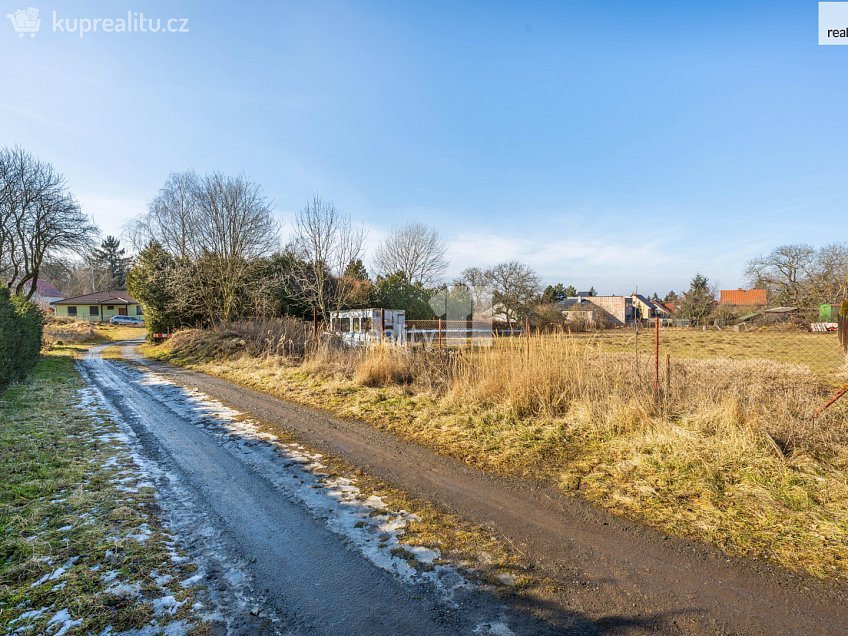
329, 308, 406, 346
10, 279, 64, 311
53, 290, 142, 322
559, 295, 634, 327
630, 294, 672, 320
719, 289, 767, 306
30, 280, 64, 311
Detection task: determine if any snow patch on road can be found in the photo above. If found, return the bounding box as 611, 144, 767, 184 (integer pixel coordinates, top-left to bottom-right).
133, 369, 489, 606
78, 361, 275, 635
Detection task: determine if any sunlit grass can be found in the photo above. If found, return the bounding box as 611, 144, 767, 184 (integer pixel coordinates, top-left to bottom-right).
143, 328, 848, 580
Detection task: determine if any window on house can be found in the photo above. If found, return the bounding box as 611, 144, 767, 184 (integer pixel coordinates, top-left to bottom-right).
67, 306, 77, 316
107, 305, 114, 310
136, 306, 143, 315
89, 306, 99, 316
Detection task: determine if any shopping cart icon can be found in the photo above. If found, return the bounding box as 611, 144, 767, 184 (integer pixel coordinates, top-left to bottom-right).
6, 7, 41, 38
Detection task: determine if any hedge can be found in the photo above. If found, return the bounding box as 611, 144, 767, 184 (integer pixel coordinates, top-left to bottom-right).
0, 288, 43, 390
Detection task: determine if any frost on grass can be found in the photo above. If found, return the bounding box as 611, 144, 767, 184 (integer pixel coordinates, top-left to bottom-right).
1, 381, 207, 636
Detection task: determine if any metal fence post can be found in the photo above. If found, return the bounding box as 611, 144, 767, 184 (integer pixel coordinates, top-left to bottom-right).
525, 316, 530, 362
654, 316, 660, 396
438, 318, 442, 352
665, 352, 671, 398
380, 308, 385, 343
312, 307, 317, 342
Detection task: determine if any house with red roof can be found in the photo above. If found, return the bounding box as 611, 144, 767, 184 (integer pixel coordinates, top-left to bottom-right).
719, 289, 767, 307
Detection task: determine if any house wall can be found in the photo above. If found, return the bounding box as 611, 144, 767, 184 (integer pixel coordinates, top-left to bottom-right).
585, 296, 629, 326
55, 304, 142, 321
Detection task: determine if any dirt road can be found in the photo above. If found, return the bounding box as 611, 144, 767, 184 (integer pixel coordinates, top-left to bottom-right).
89, 342, 848, 634
80, 343, 569, 635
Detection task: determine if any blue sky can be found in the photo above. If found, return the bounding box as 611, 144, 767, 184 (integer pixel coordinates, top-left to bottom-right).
1, 1, 844, 295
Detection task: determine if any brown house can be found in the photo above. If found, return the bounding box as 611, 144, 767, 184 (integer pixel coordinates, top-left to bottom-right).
719, 289, 767, 307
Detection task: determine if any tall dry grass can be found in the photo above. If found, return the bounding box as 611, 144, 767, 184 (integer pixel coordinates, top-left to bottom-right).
448, 333, 846, 457
147, 324, 848, 576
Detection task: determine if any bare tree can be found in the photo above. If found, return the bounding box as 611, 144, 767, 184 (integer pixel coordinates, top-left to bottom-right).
463, 261, 540, 327
192, 173, 280, 322
374, 222, 448, 286
128, 171, 280, 323
745, 244, 836, 306
811, 243, 848, 303
128, 170, 200, 259
286, 194, 365, 321
0, 146, 97, 300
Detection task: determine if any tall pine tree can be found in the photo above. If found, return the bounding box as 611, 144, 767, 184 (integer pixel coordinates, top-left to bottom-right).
91, 235, 128, 288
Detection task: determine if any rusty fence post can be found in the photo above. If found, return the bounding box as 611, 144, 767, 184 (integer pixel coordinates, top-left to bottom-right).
312, 307, 317, 343
525, 316, 531, 362
438, 318, 443, 352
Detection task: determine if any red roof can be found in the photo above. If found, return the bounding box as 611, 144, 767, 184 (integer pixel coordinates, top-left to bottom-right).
719, 289, 767, 306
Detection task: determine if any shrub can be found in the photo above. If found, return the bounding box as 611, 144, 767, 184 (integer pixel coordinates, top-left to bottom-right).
353, 346, 414, 387
0, 288, 43, 389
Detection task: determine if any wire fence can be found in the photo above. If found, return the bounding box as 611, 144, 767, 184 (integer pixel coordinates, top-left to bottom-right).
404, 317, 848, 402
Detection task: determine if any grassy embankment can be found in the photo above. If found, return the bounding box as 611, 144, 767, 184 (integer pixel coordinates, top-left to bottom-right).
0, 335, 207, 634
142, 325, 848, 580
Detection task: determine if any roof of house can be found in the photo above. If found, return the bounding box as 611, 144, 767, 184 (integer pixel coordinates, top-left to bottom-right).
763, 306, 798, 314
53, 290, 139, 305
632, 293, 671, 315
35, 280, 63, 298
719, 289, 767, 306
12, 279, 64, 298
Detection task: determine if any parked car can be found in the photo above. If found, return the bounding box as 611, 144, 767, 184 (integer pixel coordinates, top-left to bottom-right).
109, 315, 144, 326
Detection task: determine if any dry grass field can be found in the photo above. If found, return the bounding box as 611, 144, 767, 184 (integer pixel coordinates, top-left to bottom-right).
565, 327, 844, 380
42, 317, 145, 346
142, 324, 848, 580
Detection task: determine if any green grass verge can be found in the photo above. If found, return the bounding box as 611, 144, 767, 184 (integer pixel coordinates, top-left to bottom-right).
0, 352, 208, 634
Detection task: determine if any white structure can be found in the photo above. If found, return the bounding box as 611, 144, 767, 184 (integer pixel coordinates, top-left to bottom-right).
329, 308, 406, 346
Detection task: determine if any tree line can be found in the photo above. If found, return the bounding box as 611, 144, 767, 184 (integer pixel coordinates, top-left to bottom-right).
5, 145, 847, 340
123, 170, 578, 331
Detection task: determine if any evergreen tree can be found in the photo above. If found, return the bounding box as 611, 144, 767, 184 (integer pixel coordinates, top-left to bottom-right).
344, 259, 369, 281
541, 283, 577, 304
678, 274, 715, 326
373, 272, 436, 320
126, 242, 177, 333
91, 235, 129, 288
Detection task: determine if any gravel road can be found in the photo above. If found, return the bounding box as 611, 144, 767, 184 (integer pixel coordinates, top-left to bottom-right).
80, 343, 568, 635
86, 342, 848, 634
